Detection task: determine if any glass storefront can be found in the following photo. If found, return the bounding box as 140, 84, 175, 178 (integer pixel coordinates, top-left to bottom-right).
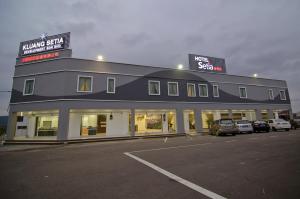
135, 110, 176, 134
35, 115, 58, 136
81, 114, 107, 136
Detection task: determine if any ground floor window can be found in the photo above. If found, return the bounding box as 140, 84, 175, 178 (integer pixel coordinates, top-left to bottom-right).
35, 115, 58, 136
81, 114, 107, 136
135, 110, 176, 134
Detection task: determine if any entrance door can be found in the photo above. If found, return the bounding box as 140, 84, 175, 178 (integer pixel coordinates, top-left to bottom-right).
97, 115, 107, 134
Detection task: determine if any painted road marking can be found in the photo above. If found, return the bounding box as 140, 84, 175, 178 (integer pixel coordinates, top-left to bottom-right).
225, 140, 236, 143
128, 142, 212, 153
124, 152, 227, 199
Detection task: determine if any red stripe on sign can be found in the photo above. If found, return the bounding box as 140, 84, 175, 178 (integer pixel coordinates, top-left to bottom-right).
21, 52, 59, 63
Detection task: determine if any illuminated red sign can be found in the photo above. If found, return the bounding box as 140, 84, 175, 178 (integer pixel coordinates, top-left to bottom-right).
21, 52, 59, 63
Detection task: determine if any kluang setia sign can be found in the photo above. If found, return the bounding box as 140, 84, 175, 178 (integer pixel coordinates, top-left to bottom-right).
19, 32, 70, 56
188, 54, 227, 73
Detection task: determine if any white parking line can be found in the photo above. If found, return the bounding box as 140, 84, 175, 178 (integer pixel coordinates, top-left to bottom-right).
128, 142, 212, 153
124, 152, 227, 199
225, 140, 236, 143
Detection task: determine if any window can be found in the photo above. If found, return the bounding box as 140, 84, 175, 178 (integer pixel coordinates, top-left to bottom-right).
23, 79, 35, 95
187, 83, 196, 97
148, 80, 160, 95
77, 76, 93, 92
198, 84, 208, 97
107, 77, 116, 93
268, 89, 274, 100
279, 90, 286, 100
168, 82, 179, 96
213, 84, 219, 97
239, 87, 247, 98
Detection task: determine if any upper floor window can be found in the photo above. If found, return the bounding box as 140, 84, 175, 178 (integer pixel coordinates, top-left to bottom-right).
213, 84, 219, 97
77, 76, 93, 92
279, 90, 286, 100
168, 82, 179, 96
268, 89, 274, 100
148, 80, 160, 95
187, 83, 196, 97
199, 84, 208, 97
239, 87, 247, 98
23, 79, 35, 95
107, 77, 116, 94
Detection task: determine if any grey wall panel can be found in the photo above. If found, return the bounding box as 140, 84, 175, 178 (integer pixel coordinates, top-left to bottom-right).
11, 69, 291, 104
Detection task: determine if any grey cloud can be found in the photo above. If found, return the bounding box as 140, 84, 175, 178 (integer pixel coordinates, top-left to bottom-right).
0, 0, 300, 114
119, 32, 151, 47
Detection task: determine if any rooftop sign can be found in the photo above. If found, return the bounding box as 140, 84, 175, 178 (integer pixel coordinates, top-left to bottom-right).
188, 54, 226, 73
18, 32, 70, 57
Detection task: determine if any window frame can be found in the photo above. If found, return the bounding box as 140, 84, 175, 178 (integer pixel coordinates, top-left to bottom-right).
107, 77, 116, 94
279, 90, 287, 100
213, 84, 219, 98
148, 80, 161, 96
268, 89, 274, 100
167, 81, 179, 96
77, 75, 93, 93
187, 83, 196, 97
23, 78, 35, 96
239, 86, 247, 99
198, 84, 208, 97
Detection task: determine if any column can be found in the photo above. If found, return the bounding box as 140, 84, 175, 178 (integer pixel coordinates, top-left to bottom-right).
130, 109, 135, 136
194, 108, 203, 134
268, 109, 274, 119
6, 111, 17, 140
255, 109, 262, 121
57, 108, 70, 141
176, 108, 185, 134
288, 108, 293, 120
228, 110, 233, 119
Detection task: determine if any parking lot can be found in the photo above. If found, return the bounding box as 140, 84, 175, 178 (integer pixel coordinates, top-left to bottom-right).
0, 130, 300, 199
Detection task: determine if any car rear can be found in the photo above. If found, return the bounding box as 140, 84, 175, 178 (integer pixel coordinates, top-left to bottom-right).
273, 119, 291, 131
219, 119, 239, 135
253, 121, 270, 133
236, 120, 253, 133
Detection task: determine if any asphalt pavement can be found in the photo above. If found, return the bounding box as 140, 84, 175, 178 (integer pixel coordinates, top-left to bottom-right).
0, 130, 299, 199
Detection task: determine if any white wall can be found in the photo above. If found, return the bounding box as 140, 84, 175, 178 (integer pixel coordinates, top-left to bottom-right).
107, 112, 129, 137
27, 116, 36, 138
68, 113, 81, 138
183, 111, 190, 133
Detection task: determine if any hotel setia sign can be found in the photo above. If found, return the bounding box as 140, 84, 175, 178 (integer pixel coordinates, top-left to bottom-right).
188, 54, 226, 73
18, 32, 70, 57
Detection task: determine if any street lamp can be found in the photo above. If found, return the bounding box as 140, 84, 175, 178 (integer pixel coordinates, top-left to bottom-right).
97, 55, 104, 61
177, 64, 183, 70
253, 73, 258, 78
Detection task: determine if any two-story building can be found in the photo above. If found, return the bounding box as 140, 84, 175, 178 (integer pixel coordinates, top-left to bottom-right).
6, 33, 293, 141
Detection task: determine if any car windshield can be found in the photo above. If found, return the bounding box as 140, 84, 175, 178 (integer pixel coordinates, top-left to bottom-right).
236, 120, 249, 124
220, 119, 233, 124
275, 119, 285, 122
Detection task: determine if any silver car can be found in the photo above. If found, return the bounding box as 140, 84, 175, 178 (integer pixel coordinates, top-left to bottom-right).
235, 120, 253, 134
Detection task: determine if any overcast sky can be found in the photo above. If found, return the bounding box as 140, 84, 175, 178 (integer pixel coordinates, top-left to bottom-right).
0, 0, 300, 115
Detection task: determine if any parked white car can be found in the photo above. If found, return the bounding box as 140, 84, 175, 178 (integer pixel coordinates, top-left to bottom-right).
235, 120, 253, 134
268, 119, 291, 131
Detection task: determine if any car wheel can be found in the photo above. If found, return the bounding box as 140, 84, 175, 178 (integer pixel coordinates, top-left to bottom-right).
285, 128, 290, 131
272, 127, 277, 131
232, 133, 236, 136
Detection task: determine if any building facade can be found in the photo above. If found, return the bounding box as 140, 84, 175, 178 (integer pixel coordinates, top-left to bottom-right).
6, 33, 292, 141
